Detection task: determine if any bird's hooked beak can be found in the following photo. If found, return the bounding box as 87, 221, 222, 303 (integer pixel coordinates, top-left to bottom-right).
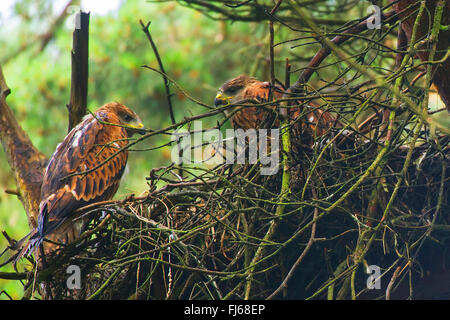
127, 121, 146, 135
214, 92, 232, 107
135, 122, 146, 135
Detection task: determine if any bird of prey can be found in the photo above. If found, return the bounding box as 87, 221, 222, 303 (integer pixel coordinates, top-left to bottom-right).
25, 102, 145, 256
214, 75, 338, 148
214, 75, 282, 130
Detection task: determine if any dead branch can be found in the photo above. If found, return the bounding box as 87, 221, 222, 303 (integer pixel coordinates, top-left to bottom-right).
67, 11, 90, 132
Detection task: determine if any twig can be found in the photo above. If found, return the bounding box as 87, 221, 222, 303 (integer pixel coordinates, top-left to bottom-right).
140, 20, 176, 125
244, 1, 287, 300
267, 189, 319, 300
291, 9, 398, 92
269, 0, 283, 86
385, 265, 402, 300
0, 271, 28, 280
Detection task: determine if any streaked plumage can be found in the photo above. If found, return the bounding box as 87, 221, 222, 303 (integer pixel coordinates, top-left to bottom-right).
27, 102, 145, 256
215, 75, 280, 129
214, 75, 338, 149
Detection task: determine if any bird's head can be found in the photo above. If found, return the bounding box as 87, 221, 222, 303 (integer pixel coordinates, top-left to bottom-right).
97, 102, 146, 136
214, 75, 258, 108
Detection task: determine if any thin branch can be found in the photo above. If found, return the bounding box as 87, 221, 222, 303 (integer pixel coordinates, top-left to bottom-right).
291, 9, 399, 92
267, 189, 319, 300
140, 20, 176, 125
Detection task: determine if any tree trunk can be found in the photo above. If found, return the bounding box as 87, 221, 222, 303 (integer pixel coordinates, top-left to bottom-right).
0, 66, 47, 228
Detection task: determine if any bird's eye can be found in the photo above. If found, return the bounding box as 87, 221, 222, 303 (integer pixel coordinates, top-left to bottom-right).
226, 86, 240, 95
123, 114, 133, 122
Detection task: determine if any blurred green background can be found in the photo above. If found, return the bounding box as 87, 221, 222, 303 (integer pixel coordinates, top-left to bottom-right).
0, 0, 447, 299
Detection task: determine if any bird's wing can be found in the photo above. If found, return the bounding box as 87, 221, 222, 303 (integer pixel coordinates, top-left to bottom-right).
231, 82, 284, 129
302, 103, 338, 136
38, 115, 128, 237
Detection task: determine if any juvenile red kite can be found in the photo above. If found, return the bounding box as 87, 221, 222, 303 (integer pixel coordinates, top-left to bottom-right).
214, 75, 337, 137
26, 102, 145, 256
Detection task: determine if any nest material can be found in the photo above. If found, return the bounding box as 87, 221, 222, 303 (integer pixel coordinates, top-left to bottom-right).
20, 114, 450, 300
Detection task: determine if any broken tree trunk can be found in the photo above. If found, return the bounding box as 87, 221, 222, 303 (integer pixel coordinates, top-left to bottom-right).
67, 11, 90, 132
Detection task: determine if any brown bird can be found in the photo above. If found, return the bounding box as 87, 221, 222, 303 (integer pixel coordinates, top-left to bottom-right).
214, 75, 338, 147
25, 102, 145, 256
214, 75, 281, 130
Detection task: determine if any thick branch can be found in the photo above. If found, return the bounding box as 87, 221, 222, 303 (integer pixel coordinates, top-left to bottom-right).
176, 0, 347, 25
0, 0, 74, 64
0, 65, 47, 228
39, 0, 76, 52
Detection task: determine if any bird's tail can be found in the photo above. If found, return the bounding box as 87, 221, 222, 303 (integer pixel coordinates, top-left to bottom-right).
0, 229, 41, 268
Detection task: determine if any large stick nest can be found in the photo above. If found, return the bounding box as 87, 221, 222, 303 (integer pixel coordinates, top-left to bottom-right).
21, 114, 450, 300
